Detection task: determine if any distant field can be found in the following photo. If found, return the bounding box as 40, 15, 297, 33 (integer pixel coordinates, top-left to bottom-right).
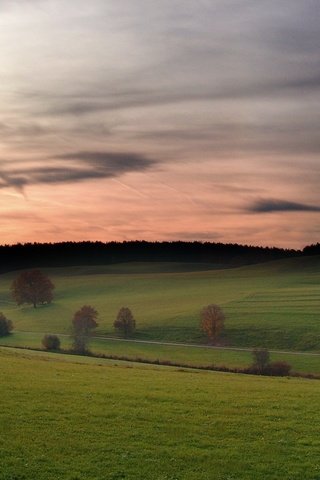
0, 256, 319, 351
1, 347, 319, 480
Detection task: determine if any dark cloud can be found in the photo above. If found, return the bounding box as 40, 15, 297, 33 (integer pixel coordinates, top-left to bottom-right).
55, 151, 154, 171
248, 199, 320, 213
0, 151, 156, 190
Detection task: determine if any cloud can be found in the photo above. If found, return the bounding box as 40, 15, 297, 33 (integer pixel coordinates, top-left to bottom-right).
2, 0, 320, 160
0, 151, 156, 190
25, 71, 320, 119
248, 198, 320, 213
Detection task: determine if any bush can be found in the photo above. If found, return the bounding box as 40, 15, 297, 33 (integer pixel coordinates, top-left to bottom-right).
251, 348, 292, 377
267, 361, 292, 376
0, 313, 13, 337
42, 334, 61, 351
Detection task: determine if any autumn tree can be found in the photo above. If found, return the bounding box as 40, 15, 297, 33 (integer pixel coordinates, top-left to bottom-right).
72, 305, 98, 353
0, 313, 13, 337
11, 270, 55, 308
114, 307, 136, 337
200, 304, 225, 343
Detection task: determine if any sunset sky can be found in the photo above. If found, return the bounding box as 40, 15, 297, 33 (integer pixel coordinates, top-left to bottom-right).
1, 0, 319, 248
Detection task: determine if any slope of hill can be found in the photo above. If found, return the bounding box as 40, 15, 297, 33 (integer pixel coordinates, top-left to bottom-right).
1, 347, 319, 480
0, 256, 319, 351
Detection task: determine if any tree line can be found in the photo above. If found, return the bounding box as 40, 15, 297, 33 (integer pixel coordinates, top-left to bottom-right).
0, 240, 303, 273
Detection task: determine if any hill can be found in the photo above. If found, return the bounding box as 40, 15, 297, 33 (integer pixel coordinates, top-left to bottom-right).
0, 256, 319, 351
1, 347, 319, 480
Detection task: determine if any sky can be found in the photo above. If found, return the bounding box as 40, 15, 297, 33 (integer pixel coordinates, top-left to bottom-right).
0, 0, 319, 248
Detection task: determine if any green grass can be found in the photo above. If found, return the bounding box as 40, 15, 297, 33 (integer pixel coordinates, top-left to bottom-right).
1, 332, 319, 374
0, 347, 319, 480
0, 256, 319, 351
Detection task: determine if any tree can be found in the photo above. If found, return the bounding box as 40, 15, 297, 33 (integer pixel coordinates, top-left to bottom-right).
72, 305, 98, 353
42, 334, 60, 351
11, 270, 55, 308
252, 348, 270, 373
114, 307, 136, 337
200, 304, 225, 343
0, 313, 13, 337
250, 350, 291, 376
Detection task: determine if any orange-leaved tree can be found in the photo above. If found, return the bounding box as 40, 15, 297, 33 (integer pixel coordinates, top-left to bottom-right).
200, 304, 225, 343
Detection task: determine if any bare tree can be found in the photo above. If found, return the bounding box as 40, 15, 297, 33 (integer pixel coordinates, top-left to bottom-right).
252, 348, 270, 373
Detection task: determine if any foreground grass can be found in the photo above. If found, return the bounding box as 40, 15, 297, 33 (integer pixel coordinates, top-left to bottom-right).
0, 256, 319, 350
1, 332, 319, 374
0, 347, 319, 480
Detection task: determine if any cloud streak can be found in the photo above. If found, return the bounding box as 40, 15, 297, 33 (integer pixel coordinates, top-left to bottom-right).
248, 199, 320, 213
0, 151, 156, 190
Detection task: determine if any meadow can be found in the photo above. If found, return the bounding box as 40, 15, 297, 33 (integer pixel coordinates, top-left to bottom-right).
0, 256, 319, 352
1, 347, 319, 480
1, 332, 319, 375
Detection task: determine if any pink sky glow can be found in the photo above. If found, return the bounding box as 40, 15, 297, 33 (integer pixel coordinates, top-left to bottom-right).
0, 1, 319, 248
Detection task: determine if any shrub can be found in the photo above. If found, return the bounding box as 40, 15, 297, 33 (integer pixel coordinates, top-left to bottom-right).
0, 313, 13, 337
267, 361, 292, 376
42, 334, 61, 351
247, 354, 292, 377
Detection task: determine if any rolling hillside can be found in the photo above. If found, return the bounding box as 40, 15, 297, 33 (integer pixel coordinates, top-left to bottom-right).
0, 256, 319, 351
1, 347, 319, 480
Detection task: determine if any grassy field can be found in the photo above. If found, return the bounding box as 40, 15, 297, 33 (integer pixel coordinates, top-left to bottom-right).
0, 256, 319, 352
1, 347, 319, 480
1, 332, 319, 374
